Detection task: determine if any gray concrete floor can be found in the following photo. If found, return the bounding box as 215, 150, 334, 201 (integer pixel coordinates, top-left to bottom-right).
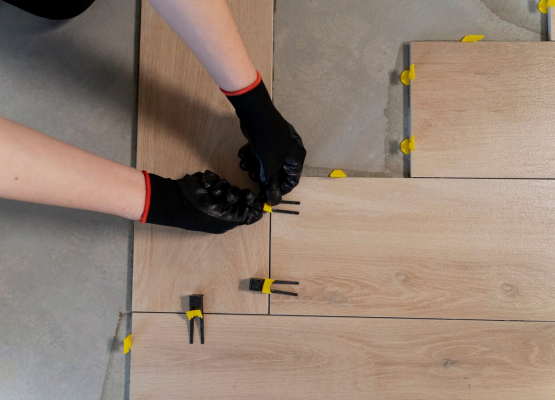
0, 0, 138, 399
274, 0, 543, 178
0, 0, 544, 399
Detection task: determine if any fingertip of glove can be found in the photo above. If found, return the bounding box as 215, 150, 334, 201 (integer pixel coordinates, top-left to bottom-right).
210, 180, 231, 198
244, 206, 264, 225
238, 144, 251, 158
251, 197, 264, 210
225, 186, 241, 205
201, 170, 220, 189
239, 159, 251, 172
261, 177, 282, 206
264, 189, 282, 206
241, 189, 256, 205
191, 171, 204, 180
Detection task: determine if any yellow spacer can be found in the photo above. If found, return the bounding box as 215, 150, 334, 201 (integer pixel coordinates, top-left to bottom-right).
262, 278, 275, 294
263, 203, 273, 213
186, 309, 203, 320
329, 169, 347, 178
461, 35, 484, 42
123, 334, 132, 354
400, 64, 415, 86
400, 136, 415, 155
539, 0, 555, 13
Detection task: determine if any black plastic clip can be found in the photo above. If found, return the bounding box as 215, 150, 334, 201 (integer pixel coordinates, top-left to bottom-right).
187, 294, 204, 344
271, 200, 301, 215
249, 278, 299, 296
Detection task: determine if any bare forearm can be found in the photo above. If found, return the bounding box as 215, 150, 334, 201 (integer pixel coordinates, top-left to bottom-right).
0, 116, 145, 220
149, 0, 257, 92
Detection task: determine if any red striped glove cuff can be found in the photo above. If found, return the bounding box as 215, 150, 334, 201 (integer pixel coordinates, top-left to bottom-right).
140, 170, 151, 223
220, 70, 262, 96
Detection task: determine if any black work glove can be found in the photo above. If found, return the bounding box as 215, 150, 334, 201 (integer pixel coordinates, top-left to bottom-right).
141, 170, 264, 234
223, 72, 307, 206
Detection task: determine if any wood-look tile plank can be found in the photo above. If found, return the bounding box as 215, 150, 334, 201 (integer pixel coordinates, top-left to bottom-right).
410, 42, 555, 178
271, 178, 555, 320
133, 0, 273, 313
130, 313, 555, 399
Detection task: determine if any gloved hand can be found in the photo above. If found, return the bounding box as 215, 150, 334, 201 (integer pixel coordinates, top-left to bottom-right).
140, 170, 264, 234
222, 71, 307, 206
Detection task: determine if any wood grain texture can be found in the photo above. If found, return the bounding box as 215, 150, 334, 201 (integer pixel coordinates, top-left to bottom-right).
271, 178, 555, 320
133, 0, 273, 313
130, 313, 555, 399
410, 42, 555, 178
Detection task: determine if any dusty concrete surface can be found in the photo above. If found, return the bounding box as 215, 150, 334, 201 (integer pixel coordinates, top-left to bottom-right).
273, 0, 542, 178
100, 312, 131, 400
0, 0, 138, 399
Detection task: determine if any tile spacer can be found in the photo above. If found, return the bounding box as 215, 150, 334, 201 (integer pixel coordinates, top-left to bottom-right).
401, 64, 415, 86
400, 136, 415, 155
461, 35, 484, 42
186, 309, 203, 320
264, 202, 300, 215
538, 0, 555, 14
329, 169, 347, 178
123, 334, 132, 354
188, 295, 204, 344
249, 278, 299, 296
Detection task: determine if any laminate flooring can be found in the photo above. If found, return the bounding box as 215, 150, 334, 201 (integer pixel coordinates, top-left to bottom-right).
410, 42, 555, 178
130, 314, 555, 400
270, 178, 555, 320
132, 0, 273, 314
130, 5, 555, 400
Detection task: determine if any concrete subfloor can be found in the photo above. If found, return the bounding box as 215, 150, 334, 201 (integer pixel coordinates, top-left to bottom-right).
0, 0, 544, 399
274, 0, 543, 178
0, 0, 138, 399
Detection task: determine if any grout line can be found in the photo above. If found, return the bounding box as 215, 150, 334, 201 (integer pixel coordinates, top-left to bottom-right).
409, 176, 555, 180
268, 214, 272, 315
130, 311, 555, 324
269, 0, 275, 315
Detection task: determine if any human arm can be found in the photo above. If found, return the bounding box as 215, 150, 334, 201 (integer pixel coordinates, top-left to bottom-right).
0, 115, 262, 233
0, 115, 146, 220
148, 0, 257, 92
149, 0, 307, 205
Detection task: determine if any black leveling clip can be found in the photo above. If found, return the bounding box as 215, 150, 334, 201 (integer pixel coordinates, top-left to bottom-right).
186, 294, 204, 344
249, 278, 299, 296
263, 200, 301, 215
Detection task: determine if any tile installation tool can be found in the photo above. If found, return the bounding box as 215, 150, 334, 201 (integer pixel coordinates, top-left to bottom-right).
249, 278, 299, 296
186, 294, 204, 344
460, 34, 484, 42
538, 0, 555, 14
401, 63, 415, 86
123, 334, 132, 354
329, 169, 347, 178
263, 200, 301, 215
401, 136, 415, 155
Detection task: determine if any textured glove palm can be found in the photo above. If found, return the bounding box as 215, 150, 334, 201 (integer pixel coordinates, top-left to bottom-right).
145, 170, 263, 234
